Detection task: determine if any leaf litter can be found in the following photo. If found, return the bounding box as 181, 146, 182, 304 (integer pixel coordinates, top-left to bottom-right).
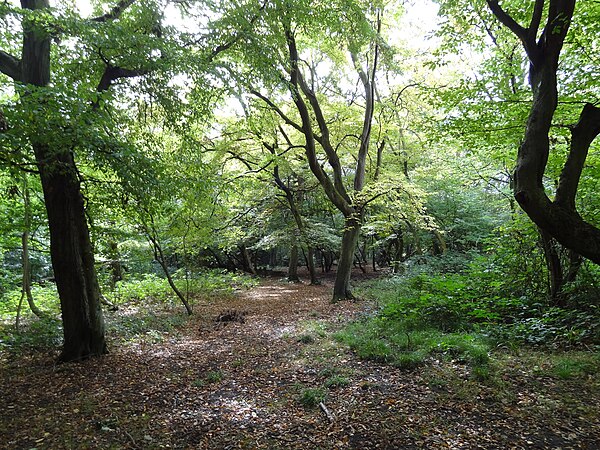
1, 273, 599, 449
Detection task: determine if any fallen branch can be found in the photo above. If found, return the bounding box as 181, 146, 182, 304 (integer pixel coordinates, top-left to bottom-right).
319, 401, 335, 422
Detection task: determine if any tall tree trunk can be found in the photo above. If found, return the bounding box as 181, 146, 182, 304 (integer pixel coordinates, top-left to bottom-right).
333, 217, 361, 302
107, 241, 123, 289
19, 0, 106, 361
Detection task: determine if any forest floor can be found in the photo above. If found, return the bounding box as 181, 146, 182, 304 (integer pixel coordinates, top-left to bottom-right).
1, 270, 600, 449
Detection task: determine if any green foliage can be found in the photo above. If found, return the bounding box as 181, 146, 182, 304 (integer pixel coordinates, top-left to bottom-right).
108, 270, 257, 305
323, 374, 350, 389
0, 317, 63, 354
111, 273, 173, 304
335, 317, 490, 373
297, 387, 326, 408
355, 251, 600, 353
550, 355, 599, 380
106, 310, 187, 344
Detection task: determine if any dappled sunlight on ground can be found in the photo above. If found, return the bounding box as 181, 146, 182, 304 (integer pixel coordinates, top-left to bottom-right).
2, 271, 599, 449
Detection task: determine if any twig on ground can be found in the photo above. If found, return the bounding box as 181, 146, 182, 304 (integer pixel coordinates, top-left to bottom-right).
319, 401, 335, 422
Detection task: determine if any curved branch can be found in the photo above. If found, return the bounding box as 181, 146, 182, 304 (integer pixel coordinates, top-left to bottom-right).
0, 50, 22, 81
555, 103, 600, 209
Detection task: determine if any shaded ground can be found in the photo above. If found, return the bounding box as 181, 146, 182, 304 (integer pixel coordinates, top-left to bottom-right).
1, 271, 599, 449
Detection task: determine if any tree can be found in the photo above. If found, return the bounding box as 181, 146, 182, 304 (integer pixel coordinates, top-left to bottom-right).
0, 0, 164, 361
226, 0, 388, 300
484, 0, 600, 263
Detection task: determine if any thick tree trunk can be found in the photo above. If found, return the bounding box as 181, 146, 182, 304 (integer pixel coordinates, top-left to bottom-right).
431, 230, 447, 256
288, 244, 300, 282
333, 217, 361, 302
239, 245, 257, 275
488, 1, 600, 264
19, 0, 106, 361
36, 145, 107, 361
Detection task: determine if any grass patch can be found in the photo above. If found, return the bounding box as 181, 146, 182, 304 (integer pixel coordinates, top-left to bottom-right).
297, 387, 326, 408
551, 354, 600, 379
193, 370, 224, 387
297, 334, 315, 344
335, 318, 491, 373
324, 374, 350, 389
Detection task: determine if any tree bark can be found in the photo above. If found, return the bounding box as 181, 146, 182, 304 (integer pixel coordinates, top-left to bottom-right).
240, 245, 257, 275
488, 1, 600, 264
37, 145, 107, 360
288, 243, 300, 282
17, 0, 107, 361
333, 217, 361, 301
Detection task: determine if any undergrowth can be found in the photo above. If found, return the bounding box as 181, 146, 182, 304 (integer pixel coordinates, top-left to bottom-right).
0, 269, 257, 355
336, 251, 600, 377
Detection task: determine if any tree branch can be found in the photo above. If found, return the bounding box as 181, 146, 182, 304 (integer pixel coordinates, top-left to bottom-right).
529, 0, 545, 39
250, 90, 303, 133
555, 103, 600, 209
93, 65, 149, 109
91, 0, 136, 22
486, 0, 541, 64
284, 23, 352, 216
486, 1, 527, 40
0, 50, 22, 81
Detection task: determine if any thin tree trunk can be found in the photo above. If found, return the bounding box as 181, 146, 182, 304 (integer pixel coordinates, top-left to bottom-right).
21, 176, 43, 317
148, 232, 193, 315
565, 250, 582, 284
107, 241, 123, 289
288, 243, 300, 282
307, 246, 320, 284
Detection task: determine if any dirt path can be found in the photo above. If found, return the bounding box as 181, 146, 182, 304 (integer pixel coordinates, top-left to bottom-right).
1, 276, 599, 449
